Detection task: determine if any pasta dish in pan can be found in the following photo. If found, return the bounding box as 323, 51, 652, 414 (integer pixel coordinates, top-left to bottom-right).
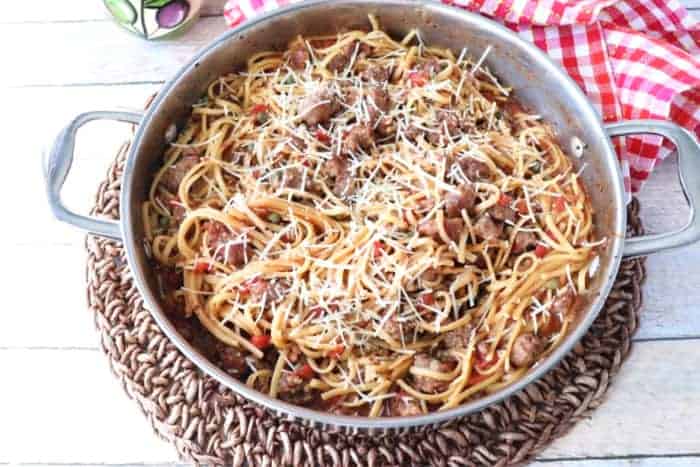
143, 16, 602, 417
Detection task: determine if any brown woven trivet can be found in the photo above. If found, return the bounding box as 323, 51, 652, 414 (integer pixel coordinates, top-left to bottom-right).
86, 141, 646, 467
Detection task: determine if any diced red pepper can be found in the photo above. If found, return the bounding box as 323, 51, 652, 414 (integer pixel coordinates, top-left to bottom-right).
309, 306, 323, 318
540, 313, 562, 337
475, 353, 497, 371
327, 344, 345, 359
193, 261, 211, 273
498, 193, 513, 207
467, 372, 490, 386
534, 244, 550, 258
417, 292, 435, 309
553, 196, 566, 213
294, 363, 315, 380
373, 240, 385, 258
250, 334, 271, 349
315, 129, 331, 143
408, 70, 428, 87
249, 103, 268, 114
323, 395, 344, 410
238, 276, 265, 298
516, 199, 529, 215
310, 38, 337, 48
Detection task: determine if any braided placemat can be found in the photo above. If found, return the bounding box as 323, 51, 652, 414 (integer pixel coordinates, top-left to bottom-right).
86, 141, 646, 467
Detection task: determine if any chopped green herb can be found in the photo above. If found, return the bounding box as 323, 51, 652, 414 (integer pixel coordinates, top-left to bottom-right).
256, 112, 269, 125
283, 75, 295, 85
545, 278, 559, 290
159, 216, 170, 228
267, 212, 281, 224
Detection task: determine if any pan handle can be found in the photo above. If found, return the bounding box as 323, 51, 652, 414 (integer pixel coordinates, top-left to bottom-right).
606, 120, 700, 258
44, 110, 143, 241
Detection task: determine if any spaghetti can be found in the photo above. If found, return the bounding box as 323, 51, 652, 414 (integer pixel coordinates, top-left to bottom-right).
143, 17, 601, 417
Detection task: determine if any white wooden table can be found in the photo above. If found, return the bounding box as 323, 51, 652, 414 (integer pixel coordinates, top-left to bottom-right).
2, 1, 699, 465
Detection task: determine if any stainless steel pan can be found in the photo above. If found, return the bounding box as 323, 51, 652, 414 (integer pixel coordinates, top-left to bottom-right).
44, 0, 700, 432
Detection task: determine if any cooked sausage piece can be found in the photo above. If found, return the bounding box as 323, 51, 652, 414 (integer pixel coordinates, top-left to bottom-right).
368, 87, 391, 113
503, 98, 529, 132
417, 220, 439, 239
488, 204, 516, 223
473, 215, 503, 241
421, 267, 440, 283
417, 57, 441, 74
436, 109, 461, 137
442, 327, 472, 349
361, 65, 391, 83
343, 124, 373, 154
278, 371, 316, 405
206, 221, 251, 268
411, 353, 451, 393
387, 394, 422, 416
286, 42, 309, 70
444, 217, 464, 241
404, 125, 421, 142
384, 313, 414, 342
300, 84, 338, 126
551, 289, 575, 315
510, 333, 544, 368
161, 194, 186, 223
161, 155, 200, 192
327, 43, 353, 72
274, 167, 303, 190
426, 130, 444, 146
458, 158, 491, 181
247, 278, 288, 303
374, 116, 395, 138
418, 218, 464, 242
217, 344, 248, 377
445, 184, 477, 217
512, 231, 538, 254
323, 155, 354, 197
327, 41, 369, 73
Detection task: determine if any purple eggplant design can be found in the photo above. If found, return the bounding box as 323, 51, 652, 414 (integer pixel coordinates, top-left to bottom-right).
153, 0, 191, 29
104, 0, 193, 39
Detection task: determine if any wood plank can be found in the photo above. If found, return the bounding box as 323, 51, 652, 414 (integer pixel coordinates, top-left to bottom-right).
0, 244, 95, 349
2, 0, 226, 23
2, 17, 227, 87
534, 458, 700, 466
1, 340, 697, 464
539, 340, 700, 459
0, 349, 176, 464
635, 154, 700, 341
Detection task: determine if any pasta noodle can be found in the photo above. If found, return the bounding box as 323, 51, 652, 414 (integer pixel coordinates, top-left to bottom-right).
143, 16, 601, 417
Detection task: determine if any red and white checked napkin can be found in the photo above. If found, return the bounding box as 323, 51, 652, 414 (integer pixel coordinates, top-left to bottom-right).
223, 0, 700, 195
